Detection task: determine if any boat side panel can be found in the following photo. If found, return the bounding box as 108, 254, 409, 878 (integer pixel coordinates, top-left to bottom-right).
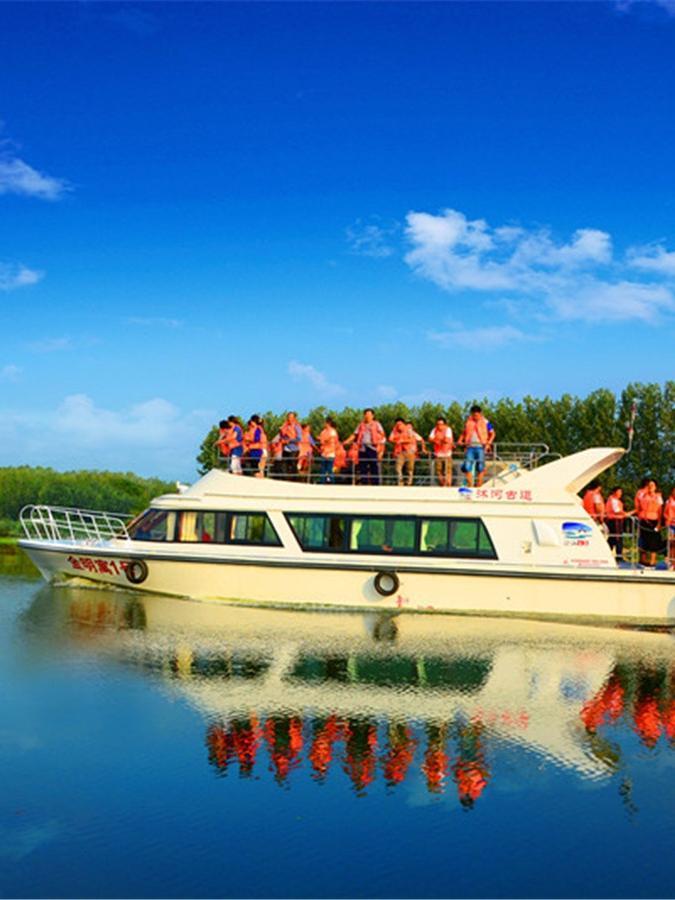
21, 543, 675, 625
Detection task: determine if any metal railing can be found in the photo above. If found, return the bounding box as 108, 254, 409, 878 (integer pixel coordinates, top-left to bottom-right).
20, 505, 131, 544
217, 442, 553, 487
606, 516, 675, 571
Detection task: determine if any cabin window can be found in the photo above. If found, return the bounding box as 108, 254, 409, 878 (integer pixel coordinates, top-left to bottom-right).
419, 518, 496, 559
127, 509, 176, 542
286, 514, 347, 551
228, 512, 281, 546
349, 516, 416, 555
176, 511, 223, 543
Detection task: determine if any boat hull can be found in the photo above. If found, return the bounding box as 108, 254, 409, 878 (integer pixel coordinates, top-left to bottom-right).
19, 540, 675, 626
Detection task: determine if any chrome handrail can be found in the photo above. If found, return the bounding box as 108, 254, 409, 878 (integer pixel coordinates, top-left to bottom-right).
20, 505, 131, 544
216, 442, 553, 486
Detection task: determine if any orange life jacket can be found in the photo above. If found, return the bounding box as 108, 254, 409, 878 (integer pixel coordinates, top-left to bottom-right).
333, 442, 347, 470
217, 426, 231, 456
431, 424, 453, 455
583, 488, 604, 518
244, 424, 266, 451
388, 423, 409, 456
605, 495, 624, 518
298, 428, 314, 458
280, 420, 300, 442
319, 425, 339, 456
354, 419, 385, 450
664, 497, 675, 526
639, 491, 663, 521
462, 415, 490, 446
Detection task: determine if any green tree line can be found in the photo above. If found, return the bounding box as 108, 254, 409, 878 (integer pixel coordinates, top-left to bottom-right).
0, 467, 175, 536
197, 381, 675, 494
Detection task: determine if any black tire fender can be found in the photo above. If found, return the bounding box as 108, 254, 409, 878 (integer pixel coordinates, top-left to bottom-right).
125, 559, 149, 585
373, 570, 400, 597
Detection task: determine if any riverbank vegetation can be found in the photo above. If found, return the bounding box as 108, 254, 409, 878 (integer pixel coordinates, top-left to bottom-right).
0, 468, 175, 536
197, 381, 674, 494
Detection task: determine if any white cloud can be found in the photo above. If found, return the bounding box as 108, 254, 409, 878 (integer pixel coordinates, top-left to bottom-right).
428, 324, 532, 349
0, 262, 43, 291
346, 217, 398, 258
288, 360, 346, 397
403, 206, 675, 325
0, 364, 21, 382
0, 157, 70, 201
548, 279, 674, 323
54, 394, 181, 446
0, 394, 214, 479
627, 243, 675, 277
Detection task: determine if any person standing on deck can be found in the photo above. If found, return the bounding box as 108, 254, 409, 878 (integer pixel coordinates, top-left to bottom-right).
389, 420, 426, 486
458, 405, 495, 487
297, 423, 317, 477
664, 487, 675, 569
279, 412, 303, 478
318, 417, 339, 484
635, 479, 663, 567
344, 408, 386, 486
214, 419, 231, 465
227, 415, 244, 475
243, 415, 267, 477
604, 487, 633, 562
582, 480, 605, 525
429, 416, 454, 486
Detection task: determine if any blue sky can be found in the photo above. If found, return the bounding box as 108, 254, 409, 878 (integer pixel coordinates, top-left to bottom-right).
1, 1, 675, 479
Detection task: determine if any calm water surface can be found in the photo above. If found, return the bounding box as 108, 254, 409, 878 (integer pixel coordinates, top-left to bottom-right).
2, 546, 675, 899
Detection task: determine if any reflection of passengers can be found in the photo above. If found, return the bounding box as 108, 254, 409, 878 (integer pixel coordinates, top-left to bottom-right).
383, 722, 417, 789
342, 719, 378, 794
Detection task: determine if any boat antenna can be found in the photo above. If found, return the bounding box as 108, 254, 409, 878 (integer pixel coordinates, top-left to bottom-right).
626, 401, 638, 453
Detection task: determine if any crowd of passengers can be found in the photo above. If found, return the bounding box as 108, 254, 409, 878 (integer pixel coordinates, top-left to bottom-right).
214, 405, 675, 570
582, 479, 675, 569
215, 405, 495, 488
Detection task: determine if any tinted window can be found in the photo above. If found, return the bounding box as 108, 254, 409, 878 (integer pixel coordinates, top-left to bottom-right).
419, 518, 496, 558
350, 516, 416, 554
127, 509, 176, 542
177, 511, 223, 543
287, 514, 347, 551
228, 513, 281, 546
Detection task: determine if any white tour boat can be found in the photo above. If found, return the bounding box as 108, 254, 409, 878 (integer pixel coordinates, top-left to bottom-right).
18, 446, 675, 625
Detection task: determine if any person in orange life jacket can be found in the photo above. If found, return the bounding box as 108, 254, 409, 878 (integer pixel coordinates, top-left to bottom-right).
279, 412, 303, 478
636, 479, 664, 567
458, 405, 495, 487
226, 415, 244, 475
297, 423, 317, 475
267, 434, 283, 477
214, 419, 231, 462
243, 415, 267, 478
333, 439, 347, 476
582, 480, 605, 524
344, 408, 386, 486
604, 486, 634, 562
389, 419, 426, 486
339, 441, 360, 484
429, 416, 454, 486
318, 417, 339, 484
664, 487, 675, 570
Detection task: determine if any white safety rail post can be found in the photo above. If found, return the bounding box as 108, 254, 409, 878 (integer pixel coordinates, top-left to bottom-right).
19, 504, 132, 544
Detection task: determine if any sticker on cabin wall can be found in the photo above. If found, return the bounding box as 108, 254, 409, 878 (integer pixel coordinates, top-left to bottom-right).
562, 522, 593, 545
458, 487, 473, 499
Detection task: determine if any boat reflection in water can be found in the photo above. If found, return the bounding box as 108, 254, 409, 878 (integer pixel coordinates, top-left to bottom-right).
25, 586, 675, 807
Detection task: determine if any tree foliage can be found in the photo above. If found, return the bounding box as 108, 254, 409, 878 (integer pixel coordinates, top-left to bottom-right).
196, 381, 675, 493
0, 467, 175, 534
